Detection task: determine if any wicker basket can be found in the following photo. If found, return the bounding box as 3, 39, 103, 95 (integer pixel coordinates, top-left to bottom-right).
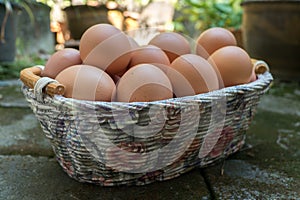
20, 59, 273, 186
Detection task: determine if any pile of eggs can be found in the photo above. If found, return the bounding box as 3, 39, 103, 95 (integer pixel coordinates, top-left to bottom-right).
41, 23, 256, 102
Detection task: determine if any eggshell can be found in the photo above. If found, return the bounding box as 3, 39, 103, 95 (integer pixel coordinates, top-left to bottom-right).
208, 46, 253, 87
152, 63, 194, 98
116, 64, 173, 102
128, 45, 170, 68
148, 32, 191, 62
41, 48, 82, 78
79, 24, 132, 75
249, 70, 257, 82
196, 27, 237, 59
55, 64, 115, 101
170, 54, 219, 97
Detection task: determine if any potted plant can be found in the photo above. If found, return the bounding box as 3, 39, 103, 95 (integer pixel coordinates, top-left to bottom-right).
56, 0, 119, 40
173, 0, 243, 47
241, 0, 300, 81
16, 1, 54, 56
1, 0, 53, 62
0, 0, 22, 62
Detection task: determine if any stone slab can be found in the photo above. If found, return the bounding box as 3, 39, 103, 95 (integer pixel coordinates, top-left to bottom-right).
0, 155, 210, 200
0, 108, 53, 156
203, 82, 300, 199
203, 158, 299, 199
0, 84, 28, 108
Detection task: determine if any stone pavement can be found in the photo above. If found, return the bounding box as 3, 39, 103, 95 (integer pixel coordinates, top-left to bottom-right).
0, 79, 299, 200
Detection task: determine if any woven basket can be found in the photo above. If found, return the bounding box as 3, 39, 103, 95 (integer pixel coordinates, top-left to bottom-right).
20, 59, 273, 186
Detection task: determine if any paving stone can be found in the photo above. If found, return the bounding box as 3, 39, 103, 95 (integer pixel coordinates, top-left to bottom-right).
0, 80, 21, 87
0, 84, 28, 108
202, 83, 300, 199
0, 108, 53, 156
0, 155, 210, 200
258, 94, 300, 117
203, 159, 299, 199
0, 81, 53, 156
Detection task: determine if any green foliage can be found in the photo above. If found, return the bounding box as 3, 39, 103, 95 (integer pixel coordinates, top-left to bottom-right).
174, 0, 243, 37
0, 55, 46, 80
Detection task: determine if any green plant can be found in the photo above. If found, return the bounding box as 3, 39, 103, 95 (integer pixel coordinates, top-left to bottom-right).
0, 54, 46, 80
174, 0, 242, 37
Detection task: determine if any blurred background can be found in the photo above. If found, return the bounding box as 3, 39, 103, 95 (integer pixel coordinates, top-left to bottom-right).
0, 0, 299, 81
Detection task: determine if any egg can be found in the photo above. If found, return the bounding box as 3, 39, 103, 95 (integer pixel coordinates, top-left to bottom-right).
55, 64, 115, 101
196, 27, 237, 59
128, 45, 170, 69
151, 63, 194, 98
208, 46, 253, 87
249, 70, 257, 82
79, 24, 132, 75
148, 32, 191, 62
170, 54, 219, 97
116, 64, 173, 102
41, 48, 82, 78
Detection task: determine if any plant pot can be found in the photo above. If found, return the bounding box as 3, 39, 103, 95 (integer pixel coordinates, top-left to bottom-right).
228, 28, 243, 48
64, 5, 111, 40
241, 0, 300, 81
16, 2, 54, 56
0, 3, 17, 62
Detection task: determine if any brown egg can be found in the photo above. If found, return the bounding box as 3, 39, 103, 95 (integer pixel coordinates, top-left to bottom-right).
208, 46, 253, 87
196, 27, 237, 59
128, 45, 170, 68
41, 48, 82, 78
148, 32, 191, 62
151, 63, 194, 98
249, 70, 257, 82
79, 24, 132, 75
116, 64, 173, 102
170, 54, 219, 97
55, 64, 115, 101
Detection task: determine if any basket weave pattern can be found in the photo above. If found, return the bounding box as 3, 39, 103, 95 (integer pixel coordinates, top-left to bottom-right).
22, 72, 273, 186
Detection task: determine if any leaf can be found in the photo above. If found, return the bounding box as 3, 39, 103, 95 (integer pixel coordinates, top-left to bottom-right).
214, 3, 233, 14
185, 0, 202, 8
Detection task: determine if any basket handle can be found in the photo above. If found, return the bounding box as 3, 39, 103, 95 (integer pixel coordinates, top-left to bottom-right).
251, 59, 269, 74
20, 66, 65, 96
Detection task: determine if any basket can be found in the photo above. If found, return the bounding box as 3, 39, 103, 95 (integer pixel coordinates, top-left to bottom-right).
20, 59, 273, 186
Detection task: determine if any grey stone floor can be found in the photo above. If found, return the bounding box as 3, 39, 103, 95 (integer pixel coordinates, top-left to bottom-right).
0, 79, 299, 200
